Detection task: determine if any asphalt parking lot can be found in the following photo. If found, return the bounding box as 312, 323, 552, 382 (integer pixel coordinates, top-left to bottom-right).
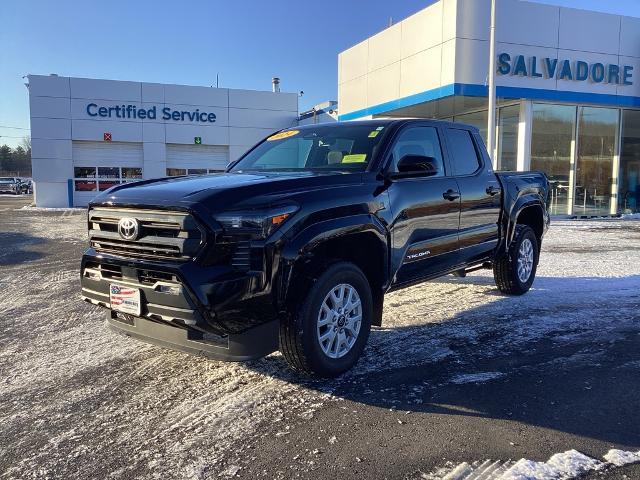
1, 201, 639, 479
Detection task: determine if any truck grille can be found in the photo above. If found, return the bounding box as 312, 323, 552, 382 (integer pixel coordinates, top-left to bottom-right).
88, 207, 204, 261
231, 240, 251, 270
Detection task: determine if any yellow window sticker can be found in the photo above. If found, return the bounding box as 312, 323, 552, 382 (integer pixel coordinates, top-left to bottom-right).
342, 154, 367, 163
368, 131, 379, 138
267, 130, 299, 141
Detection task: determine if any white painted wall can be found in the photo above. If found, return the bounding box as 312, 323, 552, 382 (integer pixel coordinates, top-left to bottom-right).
338, 0, 640, 119
28, 75, 298, 207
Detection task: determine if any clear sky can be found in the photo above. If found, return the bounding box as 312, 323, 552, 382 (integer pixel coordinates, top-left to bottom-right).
2, 0, 640, 148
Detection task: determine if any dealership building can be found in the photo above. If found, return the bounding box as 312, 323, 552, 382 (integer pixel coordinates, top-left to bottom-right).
28, 0, 640, 215
28, 75, 298, 207
338, 0, 640, 216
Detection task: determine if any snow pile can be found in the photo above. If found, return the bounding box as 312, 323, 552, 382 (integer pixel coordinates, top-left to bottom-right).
603, 448, 640, 466
425, 448, 640, 479
500, 459, 560, 480
502, 450, 604, 479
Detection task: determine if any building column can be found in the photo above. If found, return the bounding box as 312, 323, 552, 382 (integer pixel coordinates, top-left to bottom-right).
143, 142, 167, 179
610, 109, 623, 215
517, 100, 532, 172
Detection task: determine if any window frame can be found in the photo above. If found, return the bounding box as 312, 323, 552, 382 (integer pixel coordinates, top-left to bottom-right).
382, 123, 451, 178
442, 127, 485, 177
73, 166, 142, 192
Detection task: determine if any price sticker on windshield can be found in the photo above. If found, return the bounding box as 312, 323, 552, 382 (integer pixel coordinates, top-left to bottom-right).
342, 154, 367, 163
267, 130, 299, 141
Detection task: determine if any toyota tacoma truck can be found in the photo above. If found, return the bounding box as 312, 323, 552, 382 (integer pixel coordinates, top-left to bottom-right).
81, 119, 549, 377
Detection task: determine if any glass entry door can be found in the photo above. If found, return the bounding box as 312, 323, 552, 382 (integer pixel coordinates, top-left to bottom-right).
496, 105, 519, 171
619, 110, 640, 213
530, 104, 576, 215
574, 107, 619, 216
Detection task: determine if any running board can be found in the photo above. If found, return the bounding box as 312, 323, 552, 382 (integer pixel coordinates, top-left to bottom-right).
453, 262, 493, 278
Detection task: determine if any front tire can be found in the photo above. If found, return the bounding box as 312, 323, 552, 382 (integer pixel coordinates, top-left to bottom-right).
279, 262, 372, 377
493, 225, 539, 295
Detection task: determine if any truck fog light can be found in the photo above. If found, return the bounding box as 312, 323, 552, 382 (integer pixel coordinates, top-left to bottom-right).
157, 284, 181, 295
84, 270, 100, 280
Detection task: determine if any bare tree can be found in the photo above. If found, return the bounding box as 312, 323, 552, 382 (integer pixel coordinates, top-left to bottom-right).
21, 136, 31, 153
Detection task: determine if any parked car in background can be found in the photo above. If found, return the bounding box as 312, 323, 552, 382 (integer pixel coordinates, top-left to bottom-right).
19, 178, 33, 194
0, 177, 22, 195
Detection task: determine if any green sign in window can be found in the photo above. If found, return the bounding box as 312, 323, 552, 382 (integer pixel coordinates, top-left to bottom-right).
194, 137, 202, 145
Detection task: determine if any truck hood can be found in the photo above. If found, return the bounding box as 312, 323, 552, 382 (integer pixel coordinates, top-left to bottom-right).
91, 171, 365, 213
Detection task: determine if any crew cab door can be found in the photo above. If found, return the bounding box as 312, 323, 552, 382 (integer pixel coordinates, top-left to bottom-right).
386, 125, 461, 286
443, 128, 501, 265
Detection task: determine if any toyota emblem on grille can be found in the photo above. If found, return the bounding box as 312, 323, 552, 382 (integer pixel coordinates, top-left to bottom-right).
118, 217, 139, 241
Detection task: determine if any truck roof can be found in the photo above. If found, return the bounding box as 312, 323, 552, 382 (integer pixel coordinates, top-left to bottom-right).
295, 118, 480, 133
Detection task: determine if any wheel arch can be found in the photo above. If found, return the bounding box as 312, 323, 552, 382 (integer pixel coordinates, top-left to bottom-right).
504, 198, 548, 249
280, 215, 390, 326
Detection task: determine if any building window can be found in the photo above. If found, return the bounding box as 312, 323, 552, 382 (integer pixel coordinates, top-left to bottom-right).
74, 166, 141, 192
98, 167, 119, 178
98, 180, 120, 191
496, 105, 519, 171
530, 104, 576, 216
74, 180, 97, 191
620, 110, 640, 214
74, 167, 98, 191
455, 110, 488, 144
122, 167, 143, 179
74, 167, 96, 178
574, 107, 619, 216
166, 168, 225, 177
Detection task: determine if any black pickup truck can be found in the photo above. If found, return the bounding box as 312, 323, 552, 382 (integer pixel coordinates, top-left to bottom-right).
81, 119, 549, 377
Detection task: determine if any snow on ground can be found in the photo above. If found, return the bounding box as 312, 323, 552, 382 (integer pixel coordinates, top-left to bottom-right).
423, 448, 640, 479
1, 212, 639, 478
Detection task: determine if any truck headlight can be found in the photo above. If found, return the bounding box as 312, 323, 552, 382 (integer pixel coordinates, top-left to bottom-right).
215, 205, 298, 239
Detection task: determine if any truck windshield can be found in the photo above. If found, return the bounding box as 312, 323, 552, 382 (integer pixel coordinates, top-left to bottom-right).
229, 124, 387, 173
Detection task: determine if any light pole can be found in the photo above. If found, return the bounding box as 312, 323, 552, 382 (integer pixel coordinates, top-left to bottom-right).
487, 0, 497, 169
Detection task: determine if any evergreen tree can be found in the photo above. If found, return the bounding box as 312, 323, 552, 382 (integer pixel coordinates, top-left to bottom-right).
0, 145, 12, 172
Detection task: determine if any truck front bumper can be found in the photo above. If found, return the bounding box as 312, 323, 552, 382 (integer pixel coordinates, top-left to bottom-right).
80, 251, 280, 361
105, 311, 278, 361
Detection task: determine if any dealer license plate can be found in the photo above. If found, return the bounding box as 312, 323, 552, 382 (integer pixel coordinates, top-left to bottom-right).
109, 284, 141, 316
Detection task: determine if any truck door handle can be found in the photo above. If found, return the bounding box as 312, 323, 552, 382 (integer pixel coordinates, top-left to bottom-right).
486, 186, 501, 196
442, 190, 460, 201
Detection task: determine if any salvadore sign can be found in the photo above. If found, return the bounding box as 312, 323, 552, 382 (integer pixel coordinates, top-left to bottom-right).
497, 53, 633, 86
86, 103, 217, 122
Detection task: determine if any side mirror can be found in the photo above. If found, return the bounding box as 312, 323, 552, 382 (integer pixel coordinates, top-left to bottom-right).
395, 155, 439, 176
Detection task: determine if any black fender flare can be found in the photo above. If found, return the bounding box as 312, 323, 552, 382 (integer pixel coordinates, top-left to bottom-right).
502, 195, 548, 251
277, 214, 390, 308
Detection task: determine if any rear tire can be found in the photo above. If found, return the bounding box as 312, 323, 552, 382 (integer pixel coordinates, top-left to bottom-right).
493, 225, 538, 295
279, 262, 372, 377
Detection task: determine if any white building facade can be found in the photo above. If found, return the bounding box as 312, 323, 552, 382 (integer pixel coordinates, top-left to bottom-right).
28, 75, 298, 207
338, 0, 640, 216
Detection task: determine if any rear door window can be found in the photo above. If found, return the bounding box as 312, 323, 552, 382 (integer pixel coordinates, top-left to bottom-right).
445, 128, 481, 176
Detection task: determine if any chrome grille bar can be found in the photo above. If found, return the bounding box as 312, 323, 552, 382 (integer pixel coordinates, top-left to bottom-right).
88, 207, 204, 261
